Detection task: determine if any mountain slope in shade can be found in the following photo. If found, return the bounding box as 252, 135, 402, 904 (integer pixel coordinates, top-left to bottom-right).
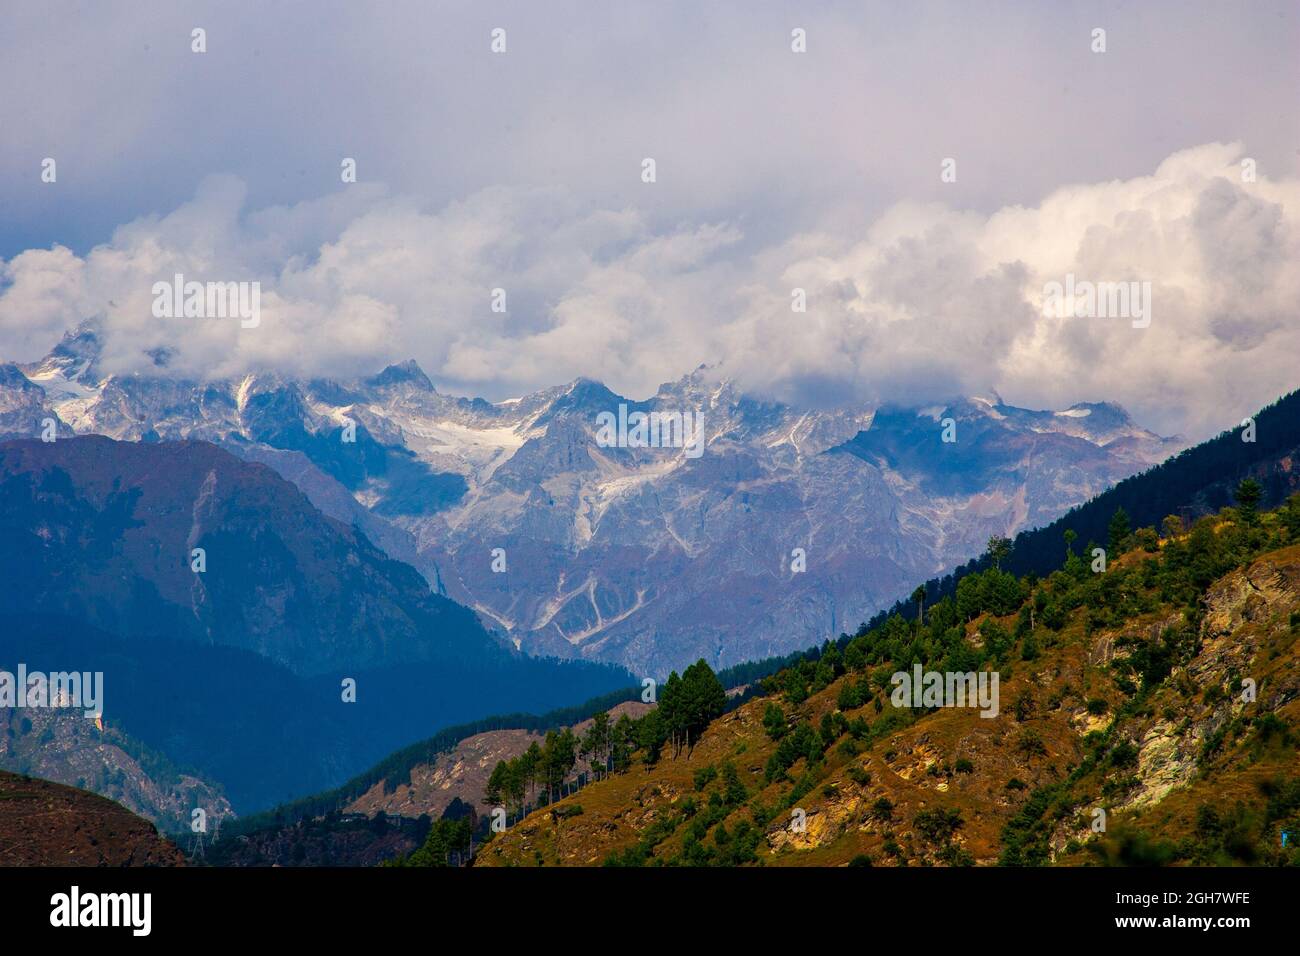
0, 437, 634, 814
0, 435, 500, 677
208, 812, 430, 867
4, 324, 1183, 674
0, 770, 185, 866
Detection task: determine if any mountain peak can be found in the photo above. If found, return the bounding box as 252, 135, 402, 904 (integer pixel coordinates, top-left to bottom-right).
24, 320, 103, 384
558, 377, 624, 406
366, 359, 435, 391
1058, 400, 1131, 422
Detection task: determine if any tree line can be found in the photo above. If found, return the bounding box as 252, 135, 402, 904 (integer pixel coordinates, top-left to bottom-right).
484, 659, 728, 822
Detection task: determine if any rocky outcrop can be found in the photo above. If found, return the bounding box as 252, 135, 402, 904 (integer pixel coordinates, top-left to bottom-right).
1120, 547, 1300, 811
0, 706, 232, 835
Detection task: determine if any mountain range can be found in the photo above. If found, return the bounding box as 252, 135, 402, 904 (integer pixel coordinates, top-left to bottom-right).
3, 323, 1183, 676
193, 382, 1300, 866
2, 323, 1296, 864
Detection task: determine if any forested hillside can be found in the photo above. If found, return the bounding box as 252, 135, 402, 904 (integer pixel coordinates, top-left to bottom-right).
476, 487, 1300, 867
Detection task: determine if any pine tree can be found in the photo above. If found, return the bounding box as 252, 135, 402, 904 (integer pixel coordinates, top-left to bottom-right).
1107, 507, 1131, 556
986, 535, 1012, 570
610, 714, 634, 771
580, 711, 612, 778
521, 741, 542, 805
762, 702, 788, 741
1235, 478, 1263, 525
485, 761, 507, 806
540, 729, 577, 802
679, 659, 727, 754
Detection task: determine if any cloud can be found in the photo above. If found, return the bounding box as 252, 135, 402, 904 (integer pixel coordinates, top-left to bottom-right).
716, 142, 1300, 439
3, 2, 1297, 258
0, 143, 1297, 441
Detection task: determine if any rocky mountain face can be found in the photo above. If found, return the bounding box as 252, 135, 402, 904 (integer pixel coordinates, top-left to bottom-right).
343, 729, 544, 821
3, 324, 1182, 676
0, 363, 70, 440
0, 705, 232, 836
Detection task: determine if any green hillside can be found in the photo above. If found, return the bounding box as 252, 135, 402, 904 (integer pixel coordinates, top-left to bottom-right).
478, 488, 1300, 867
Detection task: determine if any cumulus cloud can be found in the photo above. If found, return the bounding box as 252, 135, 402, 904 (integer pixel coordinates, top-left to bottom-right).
0, 142, 1296, 441
719, 142, 1300, 439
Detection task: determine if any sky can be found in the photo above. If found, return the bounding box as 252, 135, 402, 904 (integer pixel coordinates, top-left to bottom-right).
1, 0, 1297, 440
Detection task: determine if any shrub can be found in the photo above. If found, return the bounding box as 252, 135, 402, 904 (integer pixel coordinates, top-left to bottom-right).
762, 702, 788, 741
913, 807, 964, 845
720, 761, 748, 806
1018, 730, 1047, 757
1014, 691, 1036, 721
1109, 741, 1139, 769
693, 764, 718, 792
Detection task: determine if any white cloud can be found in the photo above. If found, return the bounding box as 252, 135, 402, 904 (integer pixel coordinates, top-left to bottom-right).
1, 143, 1296, 441
717, 142, 1300, 438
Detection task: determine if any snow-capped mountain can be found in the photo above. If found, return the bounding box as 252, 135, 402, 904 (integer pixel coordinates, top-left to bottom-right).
2, 324, 1184, 675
